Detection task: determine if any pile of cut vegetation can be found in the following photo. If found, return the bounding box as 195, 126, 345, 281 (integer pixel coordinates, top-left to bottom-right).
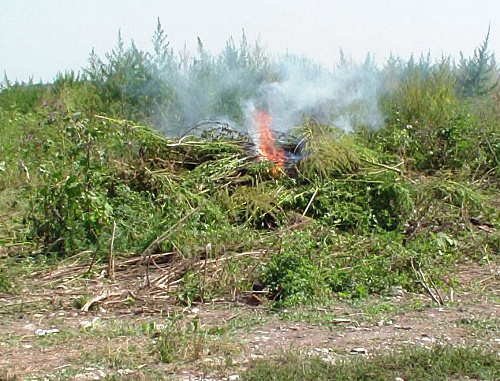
0, 99, 490, 308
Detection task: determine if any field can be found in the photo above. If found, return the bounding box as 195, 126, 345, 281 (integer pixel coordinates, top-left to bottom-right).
1, 25, 499, 380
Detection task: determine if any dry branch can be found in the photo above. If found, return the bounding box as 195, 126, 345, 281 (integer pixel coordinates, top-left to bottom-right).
141, 203, 205, 260
360, 158, 403, 174
411, 259, 443, 305
108, 220, 116, 280
81, 289, 122, 312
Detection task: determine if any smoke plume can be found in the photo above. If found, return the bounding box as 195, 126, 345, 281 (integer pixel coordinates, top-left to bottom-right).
105, 33, 385, 137
243, 55, 383, 135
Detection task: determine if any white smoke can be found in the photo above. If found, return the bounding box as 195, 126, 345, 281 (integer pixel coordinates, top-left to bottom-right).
91, 32, 385, 137
150, 39, 385, 137
244, 55, 384, 135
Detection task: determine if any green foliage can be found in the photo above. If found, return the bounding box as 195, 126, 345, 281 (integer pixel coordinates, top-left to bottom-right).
379, 61, 465, 171
378, 57, 500, 175
226, 183, 290, 228
31, 171, 113, 254
0, 266, 15, 293
86, 31, 174, 121
177, 269, 205, 306
297, 126, 362, 179
263, 249, 330, 305
0, 76, 48, 113
84, 25, 270, 127
28, 117, 113, 254
22, 110, 259, 258
261, 225, 469, 303
307, 175, 411, 232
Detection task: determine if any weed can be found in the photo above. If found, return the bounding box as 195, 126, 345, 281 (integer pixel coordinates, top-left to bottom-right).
153, 317, 236, 364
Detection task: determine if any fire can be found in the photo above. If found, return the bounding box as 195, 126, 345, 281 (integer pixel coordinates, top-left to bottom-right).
253, 110, 285, 172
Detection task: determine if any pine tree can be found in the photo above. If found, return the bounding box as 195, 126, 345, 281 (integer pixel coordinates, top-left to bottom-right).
458, 27, 499, 98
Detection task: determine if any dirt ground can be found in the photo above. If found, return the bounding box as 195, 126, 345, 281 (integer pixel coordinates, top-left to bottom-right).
0, 262, 499, 380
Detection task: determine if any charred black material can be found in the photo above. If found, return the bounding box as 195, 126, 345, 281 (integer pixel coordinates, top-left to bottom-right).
274, 130, 308, 164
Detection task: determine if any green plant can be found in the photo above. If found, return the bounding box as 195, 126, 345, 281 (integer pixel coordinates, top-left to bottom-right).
28, 118, 113, 255
154, 318, 208, 364
0, 75, 48, 113
457, 27, 499, 99
0, 266, 16, 293
263, 248, 330, 306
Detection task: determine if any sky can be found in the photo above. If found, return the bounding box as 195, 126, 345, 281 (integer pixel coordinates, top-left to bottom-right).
1, 0, 499, 83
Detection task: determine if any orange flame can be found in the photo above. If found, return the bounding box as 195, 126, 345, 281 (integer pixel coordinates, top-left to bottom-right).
253, 110, 285, 173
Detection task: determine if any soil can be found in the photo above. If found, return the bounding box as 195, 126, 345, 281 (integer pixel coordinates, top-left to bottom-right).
0, 262, 499, 380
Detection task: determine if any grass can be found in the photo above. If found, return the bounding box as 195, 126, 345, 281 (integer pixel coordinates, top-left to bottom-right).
457, 317, 500, 336
242, 346, 500, 381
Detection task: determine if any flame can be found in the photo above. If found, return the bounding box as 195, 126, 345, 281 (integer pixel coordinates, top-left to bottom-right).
253, 110, 285, 173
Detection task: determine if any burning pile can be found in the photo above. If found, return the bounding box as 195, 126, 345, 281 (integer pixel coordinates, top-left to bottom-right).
252, 109, 286, 172
177, 107, 307, 176
250, 109, 308, 176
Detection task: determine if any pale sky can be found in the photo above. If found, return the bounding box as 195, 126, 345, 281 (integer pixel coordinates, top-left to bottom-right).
1, 0, 498, 82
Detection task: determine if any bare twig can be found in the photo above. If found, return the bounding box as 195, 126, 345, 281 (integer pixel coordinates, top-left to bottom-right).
426, 271, 444, 305
302, 188, 318, 217
108, 221, 116, 280
20, 160, 31, 182
81, 289, 121, 312
44, 237, 64, 255
360, 158, 403, 174
141, 202, 206, 287
88, 250, 98, 273
58, 250, 93, 264
411, 259, 443, 305
118, 252, 175, 267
